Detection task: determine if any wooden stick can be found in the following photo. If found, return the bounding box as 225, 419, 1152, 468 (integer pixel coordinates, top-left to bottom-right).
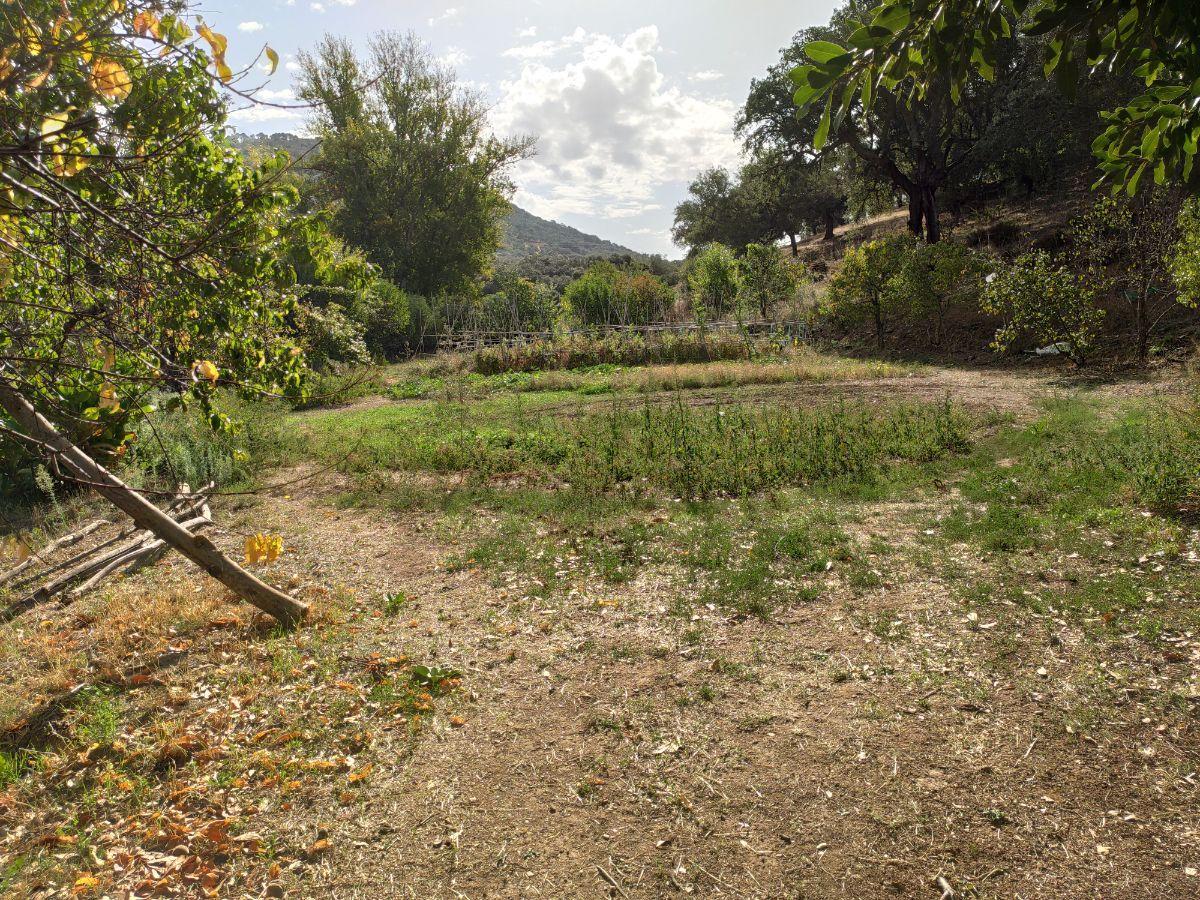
0, 381, 306, 625
68, 517, 213, 599
0, 519, 108, 586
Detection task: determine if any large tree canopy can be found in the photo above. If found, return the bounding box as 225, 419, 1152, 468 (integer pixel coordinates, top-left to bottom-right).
791, 0, 1200, 196
298, 32, 535, 297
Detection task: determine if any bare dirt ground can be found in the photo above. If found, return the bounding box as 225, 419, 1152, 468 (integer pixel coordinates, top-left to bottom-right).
3, 362, 1197, 899
227, 484, 1196, 899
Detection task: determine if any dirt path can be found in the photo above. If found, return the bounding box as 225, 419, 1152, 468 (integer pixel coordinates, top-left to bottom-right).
220, 472, 1197, 899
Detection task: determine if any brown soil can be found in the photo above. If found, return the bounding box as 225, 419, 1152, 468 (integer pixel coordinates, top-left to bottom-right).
2, 363, 1197, 899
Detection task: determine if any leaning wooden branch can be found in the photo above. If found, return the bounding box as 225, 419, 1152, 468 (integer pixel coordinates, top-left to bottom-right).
0, 379, 307, 626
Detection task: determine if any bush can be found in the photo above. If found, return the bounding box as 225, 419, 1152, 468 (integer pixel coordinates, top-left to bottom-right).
350, 279, 414, 359
893, 241, 990, 346
688, 243, 741, 324
562, 263, 672, 327
821, 235, 911, 350
1170, 198, 1200, 309
739, 243, 804, 319
563, 261, 621, 326
981, 250, 1103, 365
126, 395, 291, 491
294, 302, 370, 369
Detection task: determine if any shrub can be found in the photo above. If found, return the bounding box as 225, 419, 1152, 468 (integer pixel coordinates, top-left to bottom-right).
620, 272, 675, 325
480, 273, 560, 333
126, 395, 291, 490
472, 331, 759, 375
293, 302, 371, 369
688, 243, 741, 324
350, 279, 416, 359
739, 243, 803, 319
893, 241, 990, 347
1070, 190, 1187, 361
562, 263, 671, 327
981, 250, 1103, 365
1170, 198, 1200, 309
821, 235, 911, 350
563, 261, 621, 326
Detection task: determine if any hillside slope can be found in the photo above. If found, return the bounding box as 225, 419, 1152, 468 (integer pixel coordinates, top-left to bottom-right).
498, 206, 636, 261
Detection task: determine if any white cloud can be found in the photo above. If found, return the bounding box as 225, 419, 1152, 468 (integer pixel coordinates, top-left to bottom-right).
517, 26, 538, 38
227, 104, 305, 128
427, 7, 460, 27
439, 46, 470, 68
238, 21, 264, 33
493, 26, 742, 220
689, 70, 723, 82
331, 0, 357, 5
310, 2, 324, 11
503, 27, 587, 61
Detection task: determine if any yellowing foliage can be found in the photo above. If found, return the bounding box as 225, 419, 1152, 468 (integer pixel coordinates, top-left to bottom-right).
244, 533, 282, 565
90, 57, 131, 99
193, 359, 219, 383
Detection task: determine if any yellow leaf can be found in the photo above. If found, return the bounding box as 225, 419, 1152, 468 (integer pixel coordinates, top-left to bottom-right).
41, 111, 69, 138
98, 382, 120, 412
132, 11, 159, 38
72, 874, 100, 896
347, 763, 373, 783
197, 23, 228, 59
193, 359, 219, 383
90, 58, 131, 100
216, 58, 233, 82
265, 46, 279, 74
244, 533, 283, 565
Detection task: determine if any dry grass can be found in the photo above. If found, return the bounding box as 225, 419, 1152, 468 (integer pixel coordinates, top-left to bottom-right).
604, 351, 917, 393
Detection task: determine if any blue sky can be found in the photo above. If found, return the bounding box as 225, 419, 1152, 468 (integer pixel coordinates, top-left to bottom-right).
218, 0, 838, 256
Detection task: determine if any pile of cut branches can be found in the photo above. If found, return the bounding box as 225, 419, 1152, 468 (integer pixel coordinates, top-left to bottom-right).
0, 483, 214, 623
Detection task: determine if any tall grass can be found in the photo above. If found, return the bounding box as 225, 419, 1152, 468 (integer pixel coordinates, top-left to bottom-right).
566, 399, 971, 498
126, 394, 294, 491
472, 331, 785, 375
307, 395, 972, 500
393, 349, 914, 400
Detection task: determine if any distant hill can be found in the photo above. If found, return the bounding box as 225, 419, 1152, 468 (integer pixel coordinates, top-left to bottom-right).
230, 131, 319, 161
498, 206, 636, 262
230, 131, 639, 263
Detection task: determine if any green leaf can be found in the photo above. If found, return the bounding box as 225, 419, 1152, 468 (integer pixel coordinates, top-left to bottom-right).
872, 4, 911, 34
1127, 160, 1148, 196
805, 41, 849, 65
813, 94, 833, 151
1139, 128, 1161, 167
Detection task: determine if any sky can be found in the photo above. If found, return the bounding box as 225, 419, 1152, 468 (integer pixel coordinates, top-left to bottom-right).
218, 0, 839, 257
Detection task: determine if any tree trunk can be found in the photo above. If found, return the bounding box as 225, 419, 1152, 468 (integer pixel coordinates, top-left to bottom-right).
788, 233, 799, 257
0, 380, 308, 626
907, 194, 924, 238
922, 184, 941, 244
823, 216, 837, 241
1136, 291, 1149, 363
873, 297, 884, 351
